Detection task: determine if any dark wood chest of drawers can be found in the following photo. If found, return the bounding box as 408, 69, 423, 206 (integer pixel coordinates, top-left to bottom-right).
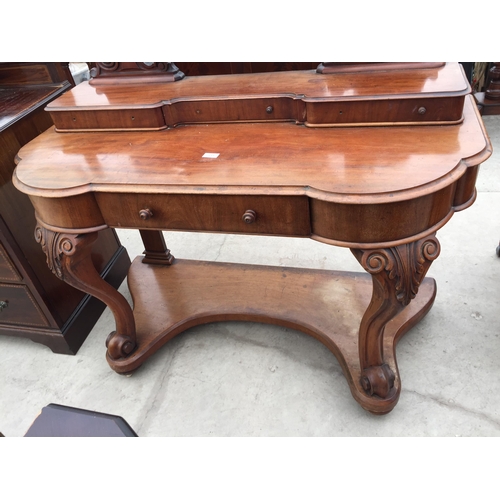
0, 63, 130, 354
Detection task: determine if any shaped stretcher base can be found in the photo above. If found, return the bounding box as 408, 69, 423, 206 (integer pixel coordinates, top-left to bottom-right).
107, 258, 436, 414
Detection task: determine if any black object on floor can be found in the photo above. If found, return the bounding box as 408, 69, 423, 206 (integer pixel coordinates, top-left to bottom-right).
24, 404, 138, 437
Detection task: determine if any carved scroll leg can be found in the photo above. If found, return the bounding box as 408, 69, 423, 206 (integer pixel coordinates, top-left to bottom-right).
139, 230, 174, 265
351, 234, 441, 399
35, 225, 136, 360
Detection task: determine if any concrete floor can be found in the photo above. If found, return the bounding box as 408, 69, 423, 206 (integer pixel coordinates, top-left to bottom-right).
1, 116, 500, 437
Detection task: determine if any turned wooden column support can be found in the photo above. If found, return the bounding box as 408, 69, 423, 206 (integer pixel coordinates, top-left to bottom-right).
351, 234, 441, 399
34, 224, 136, 360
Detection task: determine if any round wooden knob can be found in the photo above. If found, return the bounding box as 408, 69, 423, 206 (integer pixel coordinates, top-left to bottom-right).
242, 210, 257, 224
139, 208, 153, 220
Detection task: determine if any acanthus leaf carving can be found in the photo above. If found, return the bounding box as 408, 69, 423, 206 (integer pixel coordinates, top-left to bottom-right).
89, 62, 185, 84
357, 235, 441, 306
35, 225, 78, 279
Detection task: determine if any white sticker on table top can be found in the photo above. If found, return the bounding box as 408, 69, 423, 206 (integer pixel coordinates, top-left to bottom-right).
202, 152, 220, 159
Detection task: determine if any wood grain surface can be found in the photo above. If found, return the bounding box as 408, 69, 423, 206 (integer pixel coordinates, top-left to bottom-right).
45, 64, 471, 130
46, 64, 469, 109
14, 97, 489, 203
106, 257, 437, 414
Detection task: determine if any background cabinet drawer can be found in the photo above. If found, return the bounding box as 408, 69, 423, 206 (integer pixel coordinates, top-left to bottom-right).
0, 242, 22, 282
0, 283, 50, 328
96, 193, 311, 236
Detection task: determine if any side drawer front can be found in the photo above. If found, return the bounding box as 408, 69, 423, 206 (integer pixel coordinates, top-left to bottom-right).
0, 283, 50, 328
0, 242, 22, 282
95, 193, 311, 236
50, 108, 167, 131
306, 96, 465, 125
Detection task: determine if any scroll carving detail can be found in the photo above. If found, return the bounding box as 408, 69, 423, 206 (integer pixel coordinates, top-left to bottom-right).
35, 226, 78, 279
358, 235, 440, 306
89, 62, 185, 85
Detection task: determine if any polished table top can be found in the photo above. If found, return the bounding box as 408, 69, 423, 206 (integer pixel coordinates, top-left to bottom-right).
14, 96, 490, 203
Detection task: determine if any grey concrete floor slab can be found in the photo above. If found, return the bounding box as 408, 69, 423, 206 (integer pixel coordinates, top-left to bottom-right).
1, 116, 500, 437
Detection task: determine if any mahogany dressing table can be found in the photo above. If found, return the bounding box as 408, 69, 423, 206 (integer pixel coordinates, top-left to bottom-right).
13, 62, 492, 414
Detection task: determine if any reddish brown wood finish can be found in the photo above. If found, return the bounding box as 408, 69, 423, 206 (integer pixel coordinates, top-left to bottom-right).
95, 193, 311, 236
15, 97, 489, 247
351, 235, 440, 400
46, 63, 470, 131
317, 62, 445, 73
12, 66, 492, 414
34, 225, 136, 360
112, 258, 437, 414
139, 230, 174, 265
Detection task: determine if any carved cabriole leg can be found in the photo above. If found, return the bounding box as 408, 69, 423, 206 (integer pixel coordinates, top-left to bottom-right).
351, 234, 441, 399
34, 224, 136, 360
139, 230, 174, 265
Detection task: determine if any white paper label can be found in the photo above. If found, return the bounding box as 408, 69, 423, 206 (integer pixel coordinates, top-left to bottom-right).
202, 152, 220, 159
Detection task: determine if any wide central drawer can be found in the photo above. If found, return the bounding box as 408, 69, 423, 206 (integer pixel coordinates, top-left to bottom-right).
95, 193, 311, 236
164, 97, 298, 126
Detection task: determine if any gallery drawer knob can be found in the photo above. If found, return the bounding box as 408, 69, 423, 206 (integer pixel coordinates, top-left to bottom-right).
418, 106, 427, 115
242, 210, 257, 224
0, 300, 8, 312
266, 106, 274, 114
139, 208, 153, 220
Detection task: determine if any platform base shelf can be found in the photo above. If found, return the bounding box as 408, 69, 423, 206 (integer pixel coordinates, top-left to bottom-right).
107, 258, 436, 414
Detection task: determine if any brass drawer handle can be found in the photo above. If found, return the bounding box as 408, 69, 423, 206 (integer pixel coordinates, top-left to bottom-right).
242, 210, 257, 224
139, 208, 153, 220
0, 300, 8, 312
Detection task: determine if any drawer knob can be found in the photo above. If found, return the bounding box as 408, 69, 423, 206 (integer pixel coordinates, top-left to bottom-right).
266, 106, 274, 114
0, 300, 8, 312
139, 208, 153, 220
418, 106, 427, 115
242, 210, 257, 224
